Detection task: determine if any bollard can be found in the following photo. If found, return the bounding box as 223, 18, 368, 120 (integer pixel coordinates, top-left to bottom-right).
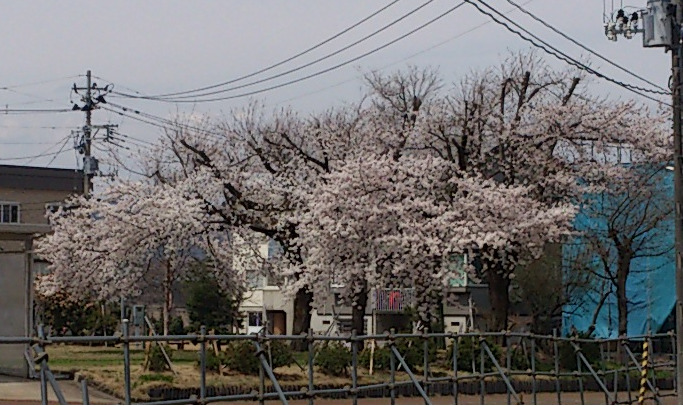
638, 340, 649, 405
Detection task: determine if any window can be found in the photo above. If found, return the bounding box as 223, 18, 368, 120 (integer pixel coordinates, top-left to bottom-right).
0, 203, 19, 223
247, 272, 264, 289
267, 239, 283, 260
248, 312, 263, 327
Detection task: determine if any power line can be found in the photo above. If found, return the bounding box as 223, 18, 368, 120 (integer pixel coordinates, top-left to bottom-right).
0, 136, 71, 162
274, 0, 536, 106
464, 0, 670, 105
100, 104, 225, 141
44, 137, 73, 167
121, 0, 402, 100
0, 108, 74, 114
115, 0, 437, 102
503, 0, 668, 94
115, 2, 466, 104
0, 75, 81, 90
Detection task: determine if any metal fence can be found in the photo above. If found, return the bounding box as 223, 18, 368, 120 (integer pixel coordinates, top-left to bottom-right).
1, 323, 678, 405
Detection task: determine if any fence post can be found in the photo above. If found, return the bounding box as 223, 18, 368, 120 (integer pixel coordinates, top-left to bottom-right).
351, 329, 358, 405
257, 333, 265, 405
648, 335, 660, 405
622, 337, 632, 405
505, 332, 511, 406
452, 333, 458, 405
81, 378, 89, 405
531, 337, 537, 405
199, 325, 206, 404
576, 340, 585, 405
479, 335, 485, 405
37, 325, 48, 405
389, 345, 432, 405
308, 329, 314, 405
670, 330, 677, 396
599, 341, 608, 405
389, 329, 396, 405
553, 329, 561, 405
423, 328, 429, 398
253, 339, 288, 404
122, 319, 131, 405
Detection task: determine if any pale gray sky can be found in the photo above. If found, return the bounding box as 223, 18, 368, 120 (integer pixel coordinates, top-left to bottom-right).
0, 0, 671, 174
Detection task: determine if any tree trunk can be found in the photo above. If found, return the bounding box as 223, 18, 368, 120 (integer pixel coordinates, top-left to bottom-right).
616, 254, 631, 337
352, 283, 368, 351
486, 269, 510, 332
291, 287, 313, 351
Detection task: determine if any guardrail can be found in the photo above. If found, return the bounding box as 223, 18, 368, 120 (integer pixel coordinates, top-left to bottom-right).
2, 325, 678, 405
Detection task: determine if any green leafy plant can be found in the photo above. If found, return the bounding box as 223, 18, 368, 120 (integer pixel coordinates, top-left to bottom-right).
223, 340, 294, 375
315, 342, 352, 376
358, 337, 436, 371
147, 344, 173, 372
359, 346, 391, 371
447, 336, 502, 372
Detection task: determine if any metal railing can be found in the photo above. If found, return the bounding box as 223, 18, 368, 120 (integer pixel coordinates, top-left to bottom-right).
1, 325, 678, 405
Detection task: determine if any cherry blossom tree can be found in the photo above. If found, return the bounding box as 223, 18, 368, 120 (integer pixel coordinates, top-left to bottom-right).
106, 52, 671, 338
35, 176, 251, 335
292, 150, 576, 332
141, 104, 371, 345
363, 53, 671, 330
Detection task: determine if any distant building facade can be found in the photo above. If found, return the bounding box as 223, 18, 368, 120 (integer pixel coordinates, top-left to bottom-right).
0, 164, 83, 377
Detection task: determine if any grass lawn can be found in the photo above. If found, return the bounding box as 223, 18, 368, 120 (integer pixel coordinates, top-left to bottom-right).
47, 344, 671, 402
46, 344, 435, 401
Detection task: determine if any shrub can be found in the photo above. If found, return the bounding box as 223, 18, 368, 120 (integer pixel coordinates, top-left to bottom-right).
358, 338, 437, 371
557, 332, 600, 371
447, 336, 502, 373
315, 342, 352, 376
203, 350, 223, 373
147, 344, 173, 372
359, 346, 391, 371
168, 316, 186, 335
223, 340, 294, 375
268, 340, 295, 369
508, 346, 530, 371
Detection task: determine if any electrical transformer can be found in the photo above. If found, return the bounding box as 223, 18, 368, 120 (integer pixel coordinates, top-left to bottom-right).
643, 0, 674, 48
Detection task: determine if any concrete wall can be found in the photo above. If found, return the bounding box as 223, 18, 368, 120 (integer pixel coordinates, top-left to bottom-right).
0, 252, 30, 377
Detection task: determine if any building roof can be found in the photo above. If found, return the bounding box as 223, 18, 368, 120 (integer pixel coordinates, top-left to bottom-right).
0, 164, 84, 193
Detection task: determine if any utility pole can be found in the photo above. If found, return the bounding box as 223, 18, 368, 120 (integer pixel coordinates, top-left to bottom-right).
84, 70, 93, 197
606, 1, 683, 401
71, 70, 114, 197
671, 2, 683, 401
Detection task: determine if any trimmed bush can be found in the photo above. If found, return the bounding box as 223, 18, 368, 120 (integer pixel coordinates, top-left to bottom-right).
359, 337, 437, 371
168, 316, 186, 335
147, 344, 173, 372
223, 340, 294, 375
203, 350, 223, 373
359, 346, 391, 371
315, 342, 352, 376
508, 346, 531, 371
446, 336, 502, 373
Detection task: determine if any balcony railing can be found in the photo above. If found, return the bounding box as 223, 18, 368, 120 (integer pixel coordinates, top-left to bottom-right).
373, 288, 415, 312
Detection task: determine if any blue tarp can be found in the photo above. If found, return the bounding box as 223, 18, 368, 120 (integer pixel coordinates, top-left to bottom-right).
562, 169, 675, 338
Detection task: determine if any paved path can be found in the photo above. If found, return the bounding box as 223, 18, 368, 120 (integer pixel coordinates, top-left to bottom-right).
0, 381, 676, 405
0, 377, 120, 405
